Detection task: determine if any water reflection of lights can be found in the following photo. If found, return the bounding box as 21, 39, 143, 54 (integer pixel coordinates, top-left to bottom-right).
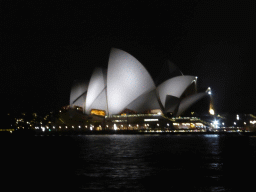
204, 134, 219, 137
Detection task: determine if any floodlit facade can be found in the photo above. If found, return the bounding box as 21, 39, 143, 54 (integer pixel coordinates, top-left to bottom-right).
70, 48, 209, 117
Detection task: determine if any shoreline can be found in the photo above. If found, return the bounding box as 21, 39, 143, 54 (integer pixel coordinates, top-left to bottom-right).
2, 130, 256, 136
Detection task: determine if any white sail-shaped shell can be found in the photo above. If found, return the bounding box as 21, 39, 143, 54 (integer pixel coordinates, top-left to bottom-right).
85, 68, 107, 114
87, 88, 108, 113
107, 48, 155, 115
157, 76, 195, 107
70, 80, 88, 109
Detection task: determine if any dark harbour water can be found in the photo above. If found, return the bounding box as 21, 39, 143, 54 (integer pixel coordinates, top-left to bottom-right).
2, 134, 256, 191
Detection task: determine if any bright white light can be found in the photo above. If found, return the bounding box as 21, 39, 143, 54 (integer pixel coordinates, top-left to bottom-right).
212, 120, 219, 128
234, 122, 236, 125
222, 122, 225, 125
236, 115, 239, 120
167, 123, 169, 126
144, 119, 159, 121
208, 91, 212, 95
209, 109, 215, 115
114, 124, 117, 130
244, 122, 246, 125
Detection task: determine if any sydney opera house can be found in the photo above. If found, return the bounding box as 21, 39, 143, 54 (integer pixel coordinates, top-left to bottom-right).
69, 48, 212, 131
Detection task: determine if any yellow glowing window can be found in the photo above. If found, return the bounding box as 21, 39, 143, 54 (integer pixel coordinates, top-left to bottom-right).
90, 109, 106, 116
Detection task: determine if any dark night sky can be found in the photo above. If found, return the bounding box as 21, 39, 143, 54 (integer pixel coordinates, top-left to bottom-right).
2, 0, 255, 115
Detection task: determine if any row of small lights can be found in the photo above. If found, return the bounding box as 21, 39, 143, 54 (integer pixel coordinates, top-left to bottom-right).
211, 120, 248, 128
34, 123, 173, 131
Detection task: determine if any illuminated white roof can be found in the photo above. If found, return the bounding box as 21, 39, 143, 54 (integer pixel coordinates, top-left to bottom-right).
107, 48, 156, 115
85, 68, 107, 114
176, 92, 208, 116
87, 88, 108, 113
157, 75, 195, 107
70, 80, 88, 108
69, 48, 209, 117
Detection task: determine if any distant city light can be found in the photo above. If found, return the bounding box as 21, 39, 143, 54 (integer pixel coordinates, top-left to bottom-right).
209, 109, 215, 115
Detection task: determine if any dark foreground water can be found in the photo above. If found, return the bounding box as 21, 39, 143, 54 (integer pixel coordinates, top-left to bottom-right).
2, 133, 256, 191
